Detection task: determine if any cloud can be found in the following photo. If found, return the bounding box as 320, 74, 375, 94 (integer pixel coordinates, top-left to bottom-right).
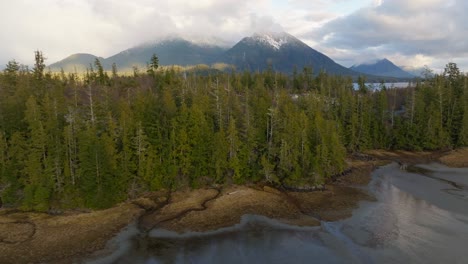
0, 0, 266, 65
309, 0, 468, 70
248, 14, 284, 33
0, 0, 467, 72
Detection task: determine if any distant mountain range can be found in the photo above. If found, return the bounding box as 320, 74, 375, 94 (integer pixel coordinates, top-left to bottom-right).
48, 32, 414, 80
350, 58, 414, 79
49, 38, 227, 73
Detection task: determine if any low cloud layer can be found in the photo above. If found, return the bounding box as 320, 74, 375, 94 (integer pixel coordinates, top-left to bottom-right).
0, 0, 466, 72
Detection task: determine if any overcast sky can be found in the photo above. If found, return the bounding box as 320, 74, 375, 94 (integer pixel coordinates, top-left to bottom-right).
0, 0, 466, 72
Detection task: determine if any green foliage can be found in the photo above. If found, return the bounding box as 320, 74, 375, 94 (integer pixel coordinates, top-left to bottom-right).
5, 60, 20, 74
33, 50, 46, 81
0, 52, 467, 210
94, 58, 109, 85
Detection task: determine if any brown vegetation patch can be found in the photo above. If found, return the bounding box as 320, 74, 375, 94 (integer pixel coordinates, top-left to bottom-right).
439, 148, 468, 167
133, 190, 171, 211
157, 183, 373, 233
158, 186, 314, 232
333, 160, 377, 186
139, 188, 219, 231
0, 204, 144, 264
0, 221, 35, 244
365, 149, 442, 164
287, 186, 374, 222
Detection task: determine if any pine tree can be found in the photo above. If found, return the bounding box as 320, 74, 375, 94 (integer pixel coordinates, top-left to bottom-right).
212, 129, 228, 183
226, 118, 241, 183
147, 54, 159, 78
187, 104, 212, 186
33, 51, 46, 81
0, 131, 8, 203
23, 96, 52, 211
1, 132, 27, 205
171, 103, 192, 186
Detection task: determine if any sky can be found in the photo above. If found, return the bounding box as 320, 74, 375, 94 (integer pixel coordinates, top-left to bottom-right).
0, 0, 466, 73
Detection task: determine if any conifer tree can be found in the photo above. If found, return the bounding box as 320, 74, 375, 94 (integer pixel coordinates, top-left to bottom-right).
33, 51, 46, 81
23, 96, 52, 211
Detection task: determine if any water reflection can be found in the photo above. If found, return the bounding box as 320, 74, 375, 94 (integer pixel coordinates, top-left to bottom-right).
352, 82, 412, 90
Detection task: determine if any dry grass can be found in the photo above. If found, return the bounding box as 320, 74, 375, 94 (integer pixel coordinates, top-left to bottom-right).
139, 188, 219, 231
365, 149, 441, 164
156, 182, 374, 233
0, 204, 144, 264
288, 186, 374, 222
439, 148, 468, 168
158, 186, 309, 232
335, 160, 378, 186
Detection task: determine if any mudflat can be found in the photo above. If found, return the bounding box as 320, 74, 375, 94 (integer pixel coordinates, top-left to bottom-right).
0, 204, 143, 264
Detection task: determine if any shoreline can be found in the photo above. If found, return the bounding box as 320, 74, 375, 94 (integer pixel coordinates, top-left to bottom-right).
0, 149, 466, 263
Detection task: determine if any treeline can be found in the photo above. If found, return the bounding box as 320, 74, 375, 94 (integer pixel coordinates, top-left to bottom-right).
0, 52, 467, 210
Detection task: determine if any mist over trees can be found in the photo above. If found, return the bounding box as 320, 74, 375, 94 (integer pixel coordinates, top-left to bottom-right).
0, 51, 467, 210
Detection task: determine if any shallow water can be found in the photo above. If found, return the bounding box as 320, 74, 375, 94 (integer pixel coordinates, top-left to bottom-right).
352, 82, 411, 90
88, 163, 468, 264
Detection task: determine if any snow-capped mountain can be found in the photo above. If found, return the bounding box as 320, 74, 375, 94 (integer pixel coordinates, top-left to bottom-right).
248, 32, 298, 50
350, 58, 415, 79
224, 32, 360, 75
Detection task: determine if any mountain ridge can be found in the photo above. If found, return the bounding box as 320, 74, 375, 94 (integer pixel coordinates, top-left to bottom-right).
49, 53, 104, 72
103, 38, 227, 70
350, 58, 415, 79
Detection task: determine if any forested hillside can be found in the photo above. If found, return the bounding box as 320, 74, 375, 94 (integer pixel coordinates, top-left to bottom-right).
0, 52, 467, 210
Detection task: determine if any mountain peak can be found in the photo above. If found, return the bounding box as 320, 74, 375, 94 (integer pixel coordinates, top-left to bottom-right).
350, 58, 415, 79
352, 58, 392, 67
48, 53, 103, 72
377, 58, 395, 66
250, 31, 295, 50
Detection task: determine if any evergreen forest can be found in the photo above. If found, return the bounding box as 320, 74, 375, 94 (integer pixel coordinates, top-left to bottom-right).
0, 51, 467, 210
